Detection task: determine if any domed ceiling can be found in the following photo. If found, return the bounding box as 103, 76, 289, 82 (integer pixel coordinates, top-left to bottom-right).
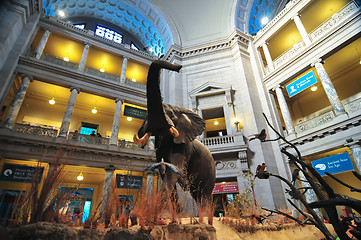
43, 0, 287, 55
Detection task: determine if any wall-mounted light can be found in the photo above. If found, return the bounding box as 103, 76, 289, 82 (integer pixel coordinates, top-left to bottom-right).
233, 118, 240, 132
311, 86, 318, 92
63, 57, 69, 62
214, 120, 219, 126
91, 107, 97, 114
58, 10, 65, 18
49, 98, 56, 105
127, 117, 133, 121
77, 172, 84, 181
100, 68, 105, 73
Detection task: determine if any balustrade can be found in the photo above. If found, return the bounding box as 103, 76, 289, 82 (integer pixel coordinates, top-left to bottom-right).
118, 139, 149, 151
200, 135, 235, 146
345, 97, 361, 114
125, 79, 146, 90
40, 53, 78, 69
295, 110, 335, 133
68, 132, 110, 145
273, 40, 305, 68
13, 124, 58, 137
84, 67, 119, 81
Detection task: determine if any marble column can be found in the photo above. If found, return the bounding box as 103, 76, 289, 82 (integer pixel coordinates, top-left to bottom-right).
262, 42, 274, 71
100, 165, 116, 221
313, 59, 346, 116
3, 75, 32, 129
77, 43, 91, 72
347, 143, 361, 173
58, 88, 79, 137
293, 14, 311, 45
119, 57, 128, 83
110, 99, 123, 145
300, 172, 321, 217
35, 30, 51, 59
146, 173, 155, 196
275, 86, 295, 135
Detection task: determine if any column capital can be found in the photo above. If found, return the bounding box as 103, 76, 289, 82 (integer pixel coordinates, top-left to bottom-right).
115, 98, 124, 103
262, 41, 269, 46
345, 138, 361, 147
291, 13, 301, 20
84, 42, 92, 47
19, 73, 33, 81
70, 87, 80, 93
105, 164, 116, 172
311, 58, 324, 67
122, 56, 129, 60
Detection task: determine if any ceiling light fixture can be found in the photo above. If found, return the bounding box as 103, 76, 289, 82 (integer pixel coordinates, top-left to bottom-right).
311, 86, 318, 92
77, 172, 84, 181
91, 107, 97, 114
127, 117, 133, 121
49, 98, 56, 105
131, 78, 137, 82
261, 17, 269, 25
100, 68, 105, 72
63, 57, 69, 62
58, 10, 65, 17
214, 120, 219, 126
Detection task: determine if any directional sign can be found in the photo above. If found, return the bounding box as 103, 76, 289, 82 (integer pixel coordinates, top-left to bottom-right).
0, 164, 44, 183
311, 152, 355, 176
116, 174, 143, 189
286, 71, 318, 97
212, 182, 239, 194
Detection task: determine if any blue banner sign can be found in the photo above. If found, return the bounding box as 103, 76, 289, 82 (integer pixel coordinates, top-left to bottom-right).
116, 174, 143, 189
311, 152, 354, 176
286, 71, 318, 97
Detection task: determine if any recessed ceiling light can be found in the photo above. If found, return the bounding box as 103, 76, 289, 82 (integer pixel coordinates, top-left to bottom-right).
58, 10, 65, 17
261, 17, 269, 25
127, 117, 133, 121
148, 47, 153, 52
214, 120, 219, 126
91, 107, 97, 114
311, 86, 318, 92
63, 57, 69, 62
100, 68, 105, 72
131, 78, 136, 82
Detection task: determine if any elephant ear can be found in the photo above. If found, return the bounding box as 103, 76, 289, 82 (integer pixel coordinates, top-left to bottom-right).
174, 109, 205, 144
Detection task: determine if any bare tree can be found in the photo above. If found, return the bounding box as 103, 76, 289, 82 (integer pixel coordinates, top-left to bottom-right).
253, 113, 361, 240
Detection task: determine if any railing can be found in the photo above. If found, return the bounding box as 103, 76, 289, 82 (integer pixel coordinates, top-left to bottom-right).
84, 67, 119, 82
13, 124, 59, 137
273, 40, 305, 69
125, 79, 146, 90
295, 110, 335, 133
118, 139, 149, 151
345, 97, 361, 114
309, 1, 359, 43
200, 135, 235, 146
40, 53, 78, 70
68, 132, 110, 145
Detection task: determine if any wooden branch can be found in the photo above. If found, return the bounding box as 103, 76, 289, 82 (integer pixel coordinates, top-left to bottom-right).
325, 172, 361, 193
261, 207, 303, 224
287, 199, 316, 225
309, 199, 361, 215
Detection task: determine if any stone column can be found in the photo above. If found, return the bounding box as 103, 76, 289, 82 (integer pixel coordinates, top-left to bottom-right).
35, 30, 51, 59
146, 173, 155, 196
3, 75, 32, 129
110, 99, 123, 145
119, 57, 128, 83
275, 86, 295, 135
58, 88, 79, 137
292, 14, 311, 45
300, 172, 322, 217
78, 43, 91, 72
262, 42, 274, 71
313, 59, 346, 116
100, 165, 116, 222
347, 142, 361, 173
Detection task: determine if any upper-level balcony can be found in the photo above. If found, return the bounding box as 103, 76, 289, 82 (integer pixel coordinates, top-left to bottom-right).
254, 0, 360, 81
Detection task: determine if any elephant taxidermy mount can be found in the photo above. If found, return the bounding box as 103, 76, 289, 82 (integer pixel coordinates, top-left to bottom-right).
133, 60, 216, 205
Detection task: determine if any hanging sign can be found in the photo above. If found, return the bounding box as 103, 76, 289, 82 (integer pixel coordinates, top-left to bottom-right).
212, 182, 239, 194
116, 174, 143, 189
124, 105, 147, 120
311, 152, 355, 176
0, 164, 44, 183
286, 70, 318, 97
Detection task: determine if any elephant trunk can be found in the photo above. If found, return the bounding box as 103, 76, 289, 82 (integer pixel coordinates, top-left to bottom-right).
145, 60, 182, 136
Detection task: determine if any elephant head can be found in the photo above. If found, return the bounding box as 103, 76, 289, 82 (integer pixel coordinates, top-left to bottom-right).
133, 60, 204, 144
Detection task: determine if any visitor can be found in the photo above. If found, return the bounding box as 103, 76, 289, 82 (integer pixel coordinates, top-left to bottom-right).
90, 131, 96, 136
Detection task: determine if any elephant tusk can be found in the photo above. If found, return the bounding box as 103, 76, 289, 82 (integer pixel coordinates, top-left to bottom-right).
169, 127, 179, 138
133, 132, 151, 145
